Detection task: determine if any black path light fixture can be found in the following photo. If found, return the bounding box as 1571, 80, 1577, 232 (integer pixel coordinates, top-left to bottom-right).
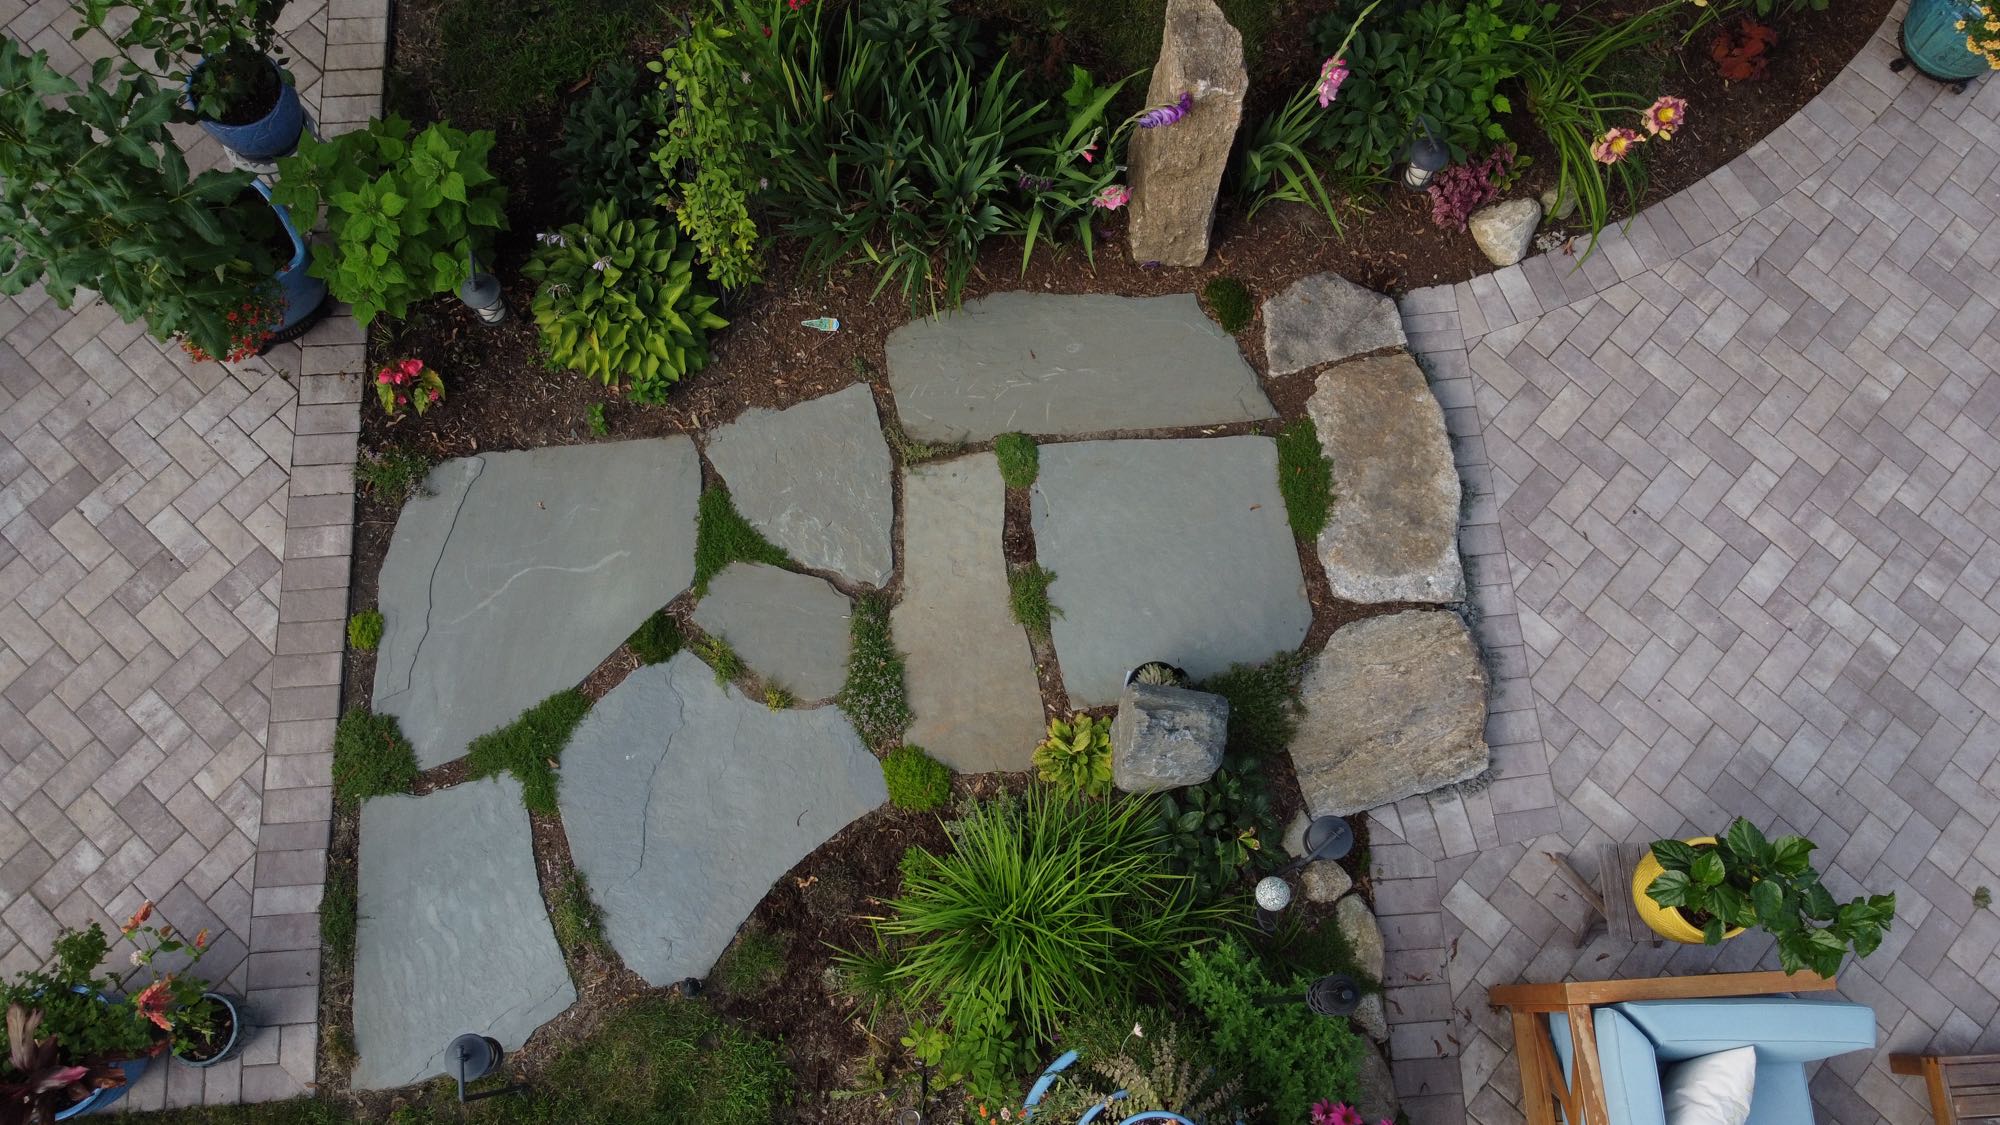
445, 1033, 525, 1104
1402, 115, 1449, 192
1253, 815, 1357, 932
1257, 973, 1365, 1018
459, 251, 508, 326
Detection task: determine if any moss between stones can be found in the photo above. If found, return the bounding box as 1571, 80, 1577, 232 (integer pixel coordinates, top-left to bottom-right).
331, 709, 419, 804
465, 688, 593, 814
693, 484, 791, 596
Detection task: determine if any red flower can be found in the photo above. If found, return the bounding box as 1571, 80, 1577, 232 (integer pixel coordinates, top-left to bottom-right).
135, 978, 173, 1031
123, 901, 154, 936
193, 928, 209, 949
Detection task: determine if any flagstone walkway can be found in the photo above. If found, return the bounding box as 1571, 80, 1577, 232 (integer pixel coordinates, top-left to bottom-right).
1375, 9, 2000, 1122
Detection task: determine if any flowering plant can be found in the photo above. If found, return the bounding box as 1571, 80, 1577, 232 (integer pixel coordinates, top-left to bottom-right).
1426, 144, 1518, 230
1957, 2, 2000, 70
1235, 0, 1384, 228
1310, 1100, 1390, 1125
0, 921, 170, 1123
115, 902, 222, 1060
180, 292, 284, 364
374, 358, 446, 417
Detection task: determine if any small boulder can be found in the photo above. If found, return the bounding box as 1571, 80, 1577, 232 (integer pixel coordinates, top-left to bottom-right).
1352, 993, 1390, 1043
1125, 0, 1247, 266
1283, 810, 1310, 858
1539, 183, 1578, 223
1354, 1045, 1401, 1121
1469, 198, 1542, 266
1302, 860, 1353, 904
1336, 892, 1386, 982
1263, 272, 1407, 377
1112, 681, 1230, 792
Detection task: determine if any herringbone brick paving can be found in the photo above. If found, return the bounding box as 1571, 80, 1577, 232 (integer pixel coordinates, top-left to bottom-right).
1380, 9, 2000, 1123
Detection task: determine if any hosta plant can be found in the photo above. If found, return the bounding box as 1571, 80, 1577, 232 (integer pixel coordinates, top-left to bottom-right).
1644, 818, 1896, 977
1033, 713, 1113, 798
554, 60, 667, 217
523, 201, 727, 404
270, 116, 507, 327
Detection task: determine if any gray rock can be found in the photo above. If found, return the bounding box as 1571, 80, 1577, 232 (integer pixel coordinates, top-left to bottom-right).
893, 454, 1047, 773
1539, 183, 1578, 223
1125, 0, 1246, 267
1031, 437, 1311, 705
1336, 892, 1386, 983
1111, 682, 1229, 792
691, 562, 851, 700
1263, 273, 1407, 377
885, 293, 1275, 442
1301, 860, 1352, 903
373, 439, 700, 767
1283, 810, 1310, 858
559, 653, 886, 986
1309, 353, 1465, 604
1353, 993, 1389, 1042
353, 777, 575, 1089
1354, 1045, 1400, 1121
1292, 611, 1489, 817
704, 385, 895, 587
1469, 197, 1542, 266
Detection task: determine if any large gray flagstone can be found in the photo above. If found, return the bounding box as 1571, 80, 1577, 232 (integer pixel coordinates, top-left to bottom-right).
690, 562, 851, 700
702, 384, 895, 587
884, 292, 1276, 441
371, 438, 700, 768
1030, 436, 1311, 705
353, 776, 575, 1090
559, 653, 887, 986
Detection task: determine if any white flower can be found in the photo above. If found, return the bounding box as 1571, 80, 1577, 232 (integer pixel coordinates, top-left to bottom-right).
740, 70, 752, 84
535, 232, 566, 247
591, 257, 611, 272
129, 951, 145, 967
1132, 1023, 1144, 1038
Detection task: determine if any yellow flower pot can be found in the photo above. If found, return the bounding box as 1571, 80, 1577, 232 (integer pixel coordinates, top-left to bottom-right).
1632, 836, 1747, 944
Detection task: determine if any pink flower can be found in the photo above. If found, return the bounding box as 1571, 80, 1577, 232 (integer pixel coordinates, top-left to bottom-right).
1310, 1102, 1365, 1125
376, 370, 392, 384
428, 388, 440, 401
399, 358, 422, 376
135, 978, 173, 1031
1642, 95, 1688, 139
1094, 184, 1131, 210
396, 394, 408, 405
1079, 142, 1097, 164
1592, 126, 1645, 164
1316, 57, 1350, 108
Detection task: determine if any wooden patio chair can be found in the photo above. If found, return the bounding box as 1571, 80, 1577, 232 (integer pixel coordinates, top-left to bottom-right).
1891, 1053, 2000, 1123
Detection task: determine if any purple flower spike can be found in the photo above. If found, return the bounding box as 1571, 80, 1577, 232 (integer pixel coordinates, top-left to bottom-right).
1136, 90, 1194, 129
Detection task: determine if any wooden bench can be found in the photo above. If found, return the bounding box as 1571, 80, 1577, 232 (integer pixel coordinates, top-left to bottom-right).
1892, 1053, 2000, 1122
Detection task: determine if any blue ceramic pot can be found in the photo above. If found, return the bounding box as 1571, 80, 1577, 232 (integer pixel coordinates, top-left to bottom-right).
252, 181, 330, 346
1902, 0, 1990, 81
54, 1055, 148, 1119
191, 55, 304, 160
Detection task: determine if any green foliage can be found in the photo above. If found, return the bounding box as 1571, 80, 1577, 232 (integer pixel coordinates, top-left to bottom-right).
465, 689, 592, 814
1979, 886, 1994, 911
0, 923, 159, 1082
693, 486, 791, 596
118, 1098, 348, 1123
838, 593, 912, 747
1276, 417, 1334, 542
1196, 653, 1307, 757
1155, 757, 1277, 900
1034, 1018, 1240, 1124
883, 415, 966, 464
1009, 64, 1142, 271
430, 0, 645, 127
1181, 938, 1367, 1121
994, 432, 1039, 488
628, 610, 684, 665
715, 929, 790, 995
1008, 562, 1060, 640
78, 0, 285, 121
587, 403, 611, 437
321, 859, 357, 971
555, 61, 669, 217
883, 744, 952, 811
1032, 713, 1114, 798
355, 445, 433, 505
1203, 277, 1254, 335
693, 633, 744, 685
271, 116, 507, 327
981, 0, 1282, 77
1644, 818, 1896, 977
347, 610, 384, 652
762, 684, 794, 710
1256, 910, 1379, 994
331, 709, 419, 803
524, 201, 727, 403
650, 8, 770, 288
548, 870, 607, 957
0, 43, 281, 362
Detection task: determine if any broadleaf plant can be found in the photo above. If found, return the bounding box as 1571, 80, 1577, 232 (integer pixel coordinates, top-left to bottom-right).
1644, 817, 1896, 978
1032, 713, 1114, 798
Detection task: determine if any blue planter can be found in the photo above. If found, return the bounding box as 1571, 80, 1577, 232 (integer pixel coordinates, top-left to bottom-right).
1022, 1051, 1204, 1125
55, 1055, 148, 1119
252, 181, 330, 346
1901, 0, 1990, 82
192, 56, 304, 160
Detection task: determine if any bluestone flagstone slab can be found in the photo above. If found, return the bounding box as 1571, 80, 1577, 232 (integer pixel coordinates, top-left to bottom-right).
372, 438, 700, 767
690, 562, 851, 700
885, 292, 1275, 441
559, 653, 887, 986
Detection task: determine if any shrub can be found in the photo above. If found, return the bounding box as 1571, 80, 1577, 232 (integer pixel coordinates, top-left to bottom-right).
465, 689, 592, 814
650, 6, 771, 288
1033, 713, 1114, 798
883, 745, 952, 811
994, 432, 1039, 488
332, 709, 419, 803
628, 610, 683, 665
347, 610, 384, 652
1008, 562, 1060, 640
1196, 653, 1307, 757
1155, 756, 1278, 901
271, 117, 507, 328
1203, 277, 1255, 335
1182, 938, 1367, 1122
715, 929, 790, 995
1034, 1018, 1240, 1124
693, 486, 790, 596
838, 594, 912, 746
356, 445, 433, 505
555, 60, 669, 217
1276, 417, 1334, 542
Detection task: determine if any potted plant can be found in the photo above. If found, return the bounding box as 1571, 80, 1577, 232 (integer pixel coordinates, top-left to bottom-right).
1896, 0, 1996, 86
115, 903, 239, 1071
0, 922, 161, 1123
1635, 818, 1896, 977
75, 0, 301, 161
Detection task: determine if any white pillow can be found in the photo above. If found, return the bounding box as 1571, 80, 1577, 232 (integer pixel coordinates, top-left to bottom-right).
1661, 1046, 1758, 1125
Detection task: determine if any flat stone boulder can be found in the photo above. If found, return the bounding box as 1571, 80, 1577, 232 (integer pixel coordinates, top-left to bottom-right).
704, 385, 895, 587
1111, 682, 1228, 792
1263, 273, 1407, 376
691, 562, 850, 700
1309, 354, 1465, 604
893, 454, 1046, 773
885, 293, 1275, 442
1032, 437, 1310, 705
1292, 611, 1488, 817
373, 439, 700, 767
353, 776, 574, 1090
560, 653, 887, 986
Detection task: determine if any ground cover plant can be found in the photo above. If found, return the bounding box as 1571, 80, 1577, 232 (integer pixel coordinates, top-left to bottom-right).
994, 432, 1039, 488
883, 744, 952, 811
1275, 417, 1334, 541
628, 610, 684, 664
464, 689, 592, 813
1008, 562, 1059, 640
330, 710, 419, 803
693, 485, 791, 595
838, 593, 912, 747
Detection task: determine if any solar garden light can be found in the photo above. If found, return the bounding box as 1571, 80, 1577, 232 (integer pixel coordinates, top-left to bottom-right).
1402, 116, 1448, 192
1257, 973, 1364, 1019
1252, 815, 1356, 931
445, 1033, 523, 1103
459, 252, 508, 326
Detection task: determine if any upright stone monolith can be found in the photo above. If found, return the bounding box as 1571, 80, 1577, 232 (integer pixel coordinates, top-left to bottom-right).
1126, 0, 1245, 267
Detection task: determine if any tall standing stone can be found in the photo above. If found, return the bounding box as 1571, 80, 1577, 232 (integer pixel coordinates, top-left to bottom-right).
1126, 0, 1246, 267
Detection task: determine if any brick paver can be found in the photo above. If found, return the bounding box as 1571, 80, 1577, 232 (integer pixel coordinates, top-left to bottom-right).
1380, 8, 2000, 1123
0, 0, 381, 1107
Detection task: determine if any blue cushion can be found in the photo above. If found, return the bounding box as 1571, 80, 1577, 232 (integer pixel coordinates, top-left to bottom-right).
1744, 1060, 1815, 1125
1613, 998, 1877, 1064
1548, 1008, 1667, 1125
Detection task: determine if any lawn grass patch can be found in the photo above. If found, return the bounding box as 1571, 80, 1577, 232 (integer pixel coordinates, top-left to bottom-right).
694, 485, 791, 596
994, 432, 1038, 488
1008, 562, 1060, 641
837, 593, 911, 747
549, 869, 608, 957
355, 445, 432, 505
1196, 652, 1307, 758
1275, 417, 1334, 542
1203, 276, 1255, 335
465, 689, 592, 814
346, 609, 383, 652
714, 929, 790, 996
628, 609, 683, 665
331, 709, 418, 803
882, 744, 951, 811
320, 858, 357, 972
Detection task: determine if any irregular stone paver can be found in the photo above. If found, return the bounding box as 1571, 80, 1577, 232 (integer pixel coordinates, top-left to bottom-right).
703, 385, 895, 588
1031, 437, 1311, 705
1263, 272, 1407, 376
691, 562, 850, 700
1309, 353, 1465, 604
372, 438, 699, 767
560, 653, 886, 986
352, 776, 575, 1090
885, 293, 1276, 441
1291, 610, 1488, 817
893, 454, 1046, 772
